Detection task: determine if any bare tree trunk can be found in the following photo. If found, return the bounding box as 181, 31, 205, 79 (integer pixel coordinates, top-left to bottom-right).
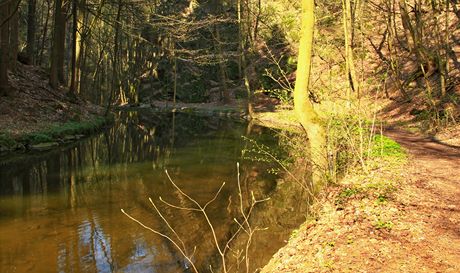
0, 3, 10, 96
386, 1, 409, 99
50, 0, 66, 88
26, 0, 37, 65
69, 0, 78, 94
295, 0, 326, 187
342, 0, 360, 99
38, 0, 50, 65
215, 27, 230, 103
8, 0, 19, 72
107, 0, 122, 114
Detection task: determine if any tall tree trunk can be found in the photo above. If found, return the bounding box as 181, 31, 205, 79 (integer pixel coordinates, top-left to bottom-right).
0, 3, 10, 96
38, 0, 50, 65
215, 27, 230, 103
398, 0, 414, 48
295, 0, 326, 186
50, 0, 66, 88
107, 0, 122, 114
342, 0, 360, 98
26, 0, 37, 65
69, 0, 78, 94
8, 0, 19, 72
399, 0, 428, 68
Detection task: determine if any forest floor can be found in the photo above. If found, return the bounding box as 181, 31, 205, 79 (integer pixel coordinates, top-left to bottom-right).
261, 125, 460, 272
0, 63, 108, 153
260, 99, 460, 272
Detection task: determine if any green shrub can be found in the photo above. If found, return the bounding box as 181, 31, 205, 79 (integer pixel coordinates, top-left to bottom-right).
0, 133, 16, 148
21, 133, 53, 144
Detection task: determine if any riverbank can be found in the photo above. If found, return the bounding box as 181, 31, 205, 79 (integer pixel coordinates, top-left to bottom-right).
256, 108, 460, 272
0, 63, 111, 154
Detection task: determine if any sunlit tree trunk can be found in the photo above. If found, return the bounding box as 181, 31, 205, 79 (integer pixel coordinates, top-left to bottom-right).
69, 0, 79, 94
342, 0, 359, 98
107, 0, 122, 113
399, 0, 428, 69
294, 0, 326, 186
386, 0, 409, 99
238, 0, 254, 117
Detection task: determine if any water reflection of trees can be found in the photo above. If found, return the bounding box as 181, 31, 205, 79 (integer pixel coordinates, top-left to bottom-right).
0, 111, 288, 273
0, 112, 249, 198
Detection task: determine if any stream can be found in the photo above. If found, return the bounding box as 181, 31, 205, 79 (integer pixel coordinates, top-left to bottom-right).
0, 110, 310, 273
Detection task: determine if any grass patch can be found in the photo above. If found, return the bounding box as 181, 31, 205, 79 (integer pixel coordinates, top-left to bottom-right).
374, 220, 394, 230
20, 116, 110, 145
371, 134, 406, 159
47, 116, 108, 137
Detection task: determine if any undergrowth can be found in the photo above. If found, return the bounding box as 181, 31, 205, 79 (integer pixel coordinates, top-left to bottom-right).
1, 116, 111, 147
0, 132, 17, 149
21, 116, 108, 144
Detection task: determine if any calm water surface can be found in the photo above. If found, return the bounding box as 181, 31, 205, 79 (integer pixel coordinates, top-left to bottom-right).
0, 111, 310, 273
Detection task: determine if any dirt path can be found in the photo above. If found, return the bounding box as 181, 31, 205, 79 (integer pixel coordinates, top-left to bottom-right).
383, 129, 460, 272
261, 128, 460, 273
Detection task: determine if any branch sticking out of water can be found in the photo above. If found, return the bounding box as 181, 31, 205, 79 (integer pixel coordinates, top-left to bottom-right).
121, 162, 268, 273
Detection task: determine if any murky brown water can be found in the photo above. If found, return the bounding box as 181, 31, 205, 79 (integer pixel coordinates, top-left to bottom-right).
0, 111, 310, 273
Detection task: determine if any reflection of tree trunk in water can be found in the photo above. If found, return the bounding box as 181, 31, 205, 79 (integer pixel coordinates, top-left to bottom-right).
89, 138, 101, 184
23, 167, 31, 195
88, 211, 98, 271
77, 145, 83, 172
104, 132, 113, 183
46, 155, 61, 192
90, 212, 114, 271
171, 112, 176, 150
39, 162, 48, 196
69, 149, 77, 209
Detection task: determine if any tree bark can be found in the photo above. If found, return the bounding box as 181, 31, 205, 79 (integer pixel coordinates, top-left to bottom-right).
26, 0, 37, 65
8, 0, 19, 72
69, 0, 78, 94
295, 0, 326, 186
107, 0, 122, 113
342, 0, 360, 98
0, 2, 10, 96
50, 0, 67, 88
38, 0, 50, 65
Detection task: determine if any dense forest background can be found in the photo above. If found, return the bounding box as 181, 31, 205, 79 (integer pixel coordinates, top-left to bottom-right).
0, 0, 459, 122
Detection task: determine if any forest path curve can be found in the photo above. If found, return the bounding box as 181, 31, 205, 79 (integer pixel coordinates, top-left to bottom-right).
383, 128, 460, 272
